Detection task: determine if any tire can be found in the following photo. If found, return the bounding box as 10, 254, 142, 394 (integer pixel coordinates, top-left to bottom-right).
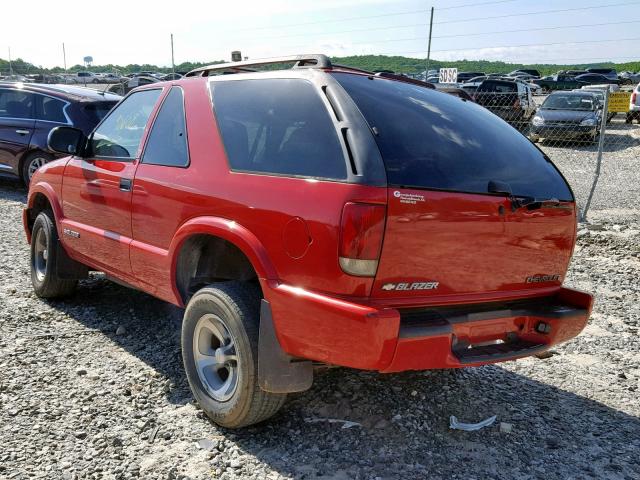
30, 212, 77, 298
22, 151, 53, 187
182, 282, 287, 428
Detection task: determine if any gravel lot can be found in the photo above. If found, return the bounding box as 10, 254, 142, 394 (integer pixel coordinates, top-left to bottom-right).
1, 135, 639, 480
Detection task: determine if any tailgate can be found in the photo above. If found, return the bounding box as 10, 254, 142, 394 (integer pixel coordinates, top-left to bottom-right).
371, 188, 576, 301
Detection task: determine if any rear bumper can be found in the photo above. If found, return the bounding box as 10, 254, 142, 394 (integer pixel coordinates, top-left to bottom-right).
264, 282, 593, 372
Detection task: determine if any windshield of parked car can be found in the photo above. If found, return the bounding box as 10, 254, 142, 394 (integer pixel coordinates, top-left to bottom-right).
332, 73, 572, 200
542, 94, 597, 111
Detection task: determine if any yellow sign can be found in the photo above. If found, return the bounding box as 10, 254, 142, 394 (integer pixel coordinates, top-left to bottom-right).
608, 92, 631, 112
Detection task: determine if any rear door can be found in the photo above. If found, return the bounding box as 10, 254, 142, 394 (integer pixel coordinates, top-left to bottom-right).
0, 88, 35, 175
332, 73, 575, 303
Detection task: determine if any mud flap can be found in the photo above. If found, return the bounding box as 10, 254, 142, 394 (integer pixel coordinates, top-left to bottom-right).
258, 299, 313, 393
55, 242, 88, 280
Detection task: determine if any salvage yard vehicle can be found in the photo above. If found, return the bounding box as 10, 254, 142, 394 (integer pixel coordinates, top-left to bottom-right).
627, 82, 640, 123
24, 54, 593, 428
530, 91, 602, 143
0, 83, 120, 185
533, 74, 587, 93
473, 78, 536, 127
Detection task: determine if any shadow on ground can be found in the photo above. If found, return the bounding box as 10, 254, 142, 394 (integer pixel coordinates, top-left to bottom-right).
44, 276, 640, 480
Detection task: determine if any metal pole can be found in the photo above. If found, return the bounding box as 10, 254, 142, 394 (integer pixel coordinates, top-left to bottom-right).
425, 7, 434, 79
62, 43, 67, 71
171, 34, 175, 75
581, 88, 609, 223
8, 47, 13, 75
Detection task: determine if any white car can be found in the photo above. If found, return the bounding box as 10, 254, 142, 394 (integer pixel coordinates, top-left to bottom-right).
627, 82, 640, 123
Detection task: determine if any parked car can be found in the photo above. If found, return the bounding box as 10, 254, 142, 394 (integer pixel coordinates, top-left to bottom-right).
618, 71, 640, 85
0, 83, 120, 185
107, 75, 160, 95
564, 70, 588, 77
25, 54, 592, 428
74, 71, 99, 84
1, 74, 33, 83
434, 86, 475, 101
585, 67, 617, 81
161, 73, 183, 81
509, 69, 541, 78
530, 91, 602, 143
533, 74, 587, 93
574, 73, 619, 85
473, 78, 536, 127
626, 82, 640, 123
456, 71, 485, 83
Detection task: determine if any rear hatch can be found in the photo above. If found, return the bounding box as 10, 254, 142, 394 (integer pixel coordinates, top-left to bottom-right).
332, 73, 575, 303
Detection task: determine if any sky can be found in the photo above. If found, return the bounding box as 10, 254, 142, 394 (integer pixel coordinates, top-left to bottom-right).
1, 0, 638, 68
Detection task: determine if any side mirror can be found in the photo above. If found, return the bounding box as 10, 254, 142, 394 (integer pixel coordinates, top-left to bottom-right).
48, 126, 86, 156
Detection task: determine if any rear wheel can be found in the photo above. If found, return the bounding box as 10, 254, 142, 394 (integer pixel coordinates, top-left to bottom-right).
30, 212, 77, 298
181, 282, 287, 428
22, 151, 53, 187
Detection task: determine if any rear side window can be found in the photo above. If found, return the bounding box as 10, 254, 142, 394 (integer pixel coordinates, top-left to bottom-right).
332, 73, 572, 200
35, 95, 67, 123
83, 102, 117, 124
90, 89, 161, 159
211, 79, 346, 180
0, 89, 34, 119
142, 87, 189, 167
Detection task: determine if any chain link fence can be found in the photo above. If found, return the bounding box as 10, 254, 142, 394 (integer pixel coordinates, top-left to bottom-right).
464, 82, 640, 223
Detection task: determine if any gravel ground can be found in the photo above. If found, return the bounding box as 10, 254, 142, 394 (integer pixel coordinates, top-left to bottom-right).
1, 143, 639, 480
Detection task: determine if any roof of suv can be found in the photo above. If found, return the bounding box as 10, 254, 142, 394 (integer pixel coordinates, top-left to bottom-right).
0, 82, 121, 102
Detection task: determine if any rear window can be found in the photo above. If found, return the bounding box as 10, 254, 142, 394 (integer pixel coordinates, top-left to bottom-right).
211, 79, 346, 180
478, 81, 517, 93
332, 73, 572, 200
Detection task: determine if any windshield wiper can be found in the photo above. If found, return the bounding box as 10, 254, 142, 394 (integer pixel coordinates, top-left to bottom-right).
488, 180, 560, 211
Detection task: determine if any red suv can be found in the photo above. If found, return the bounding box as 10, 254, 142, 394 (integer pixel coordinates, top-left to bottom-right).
23, 55, 593, 428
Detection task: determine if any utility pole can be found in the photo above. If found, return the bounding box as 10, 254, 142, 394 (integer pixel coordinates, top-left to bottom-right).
8, 46, 13, 75
425, 6, 434, 79
171, 34, 175, 75
62, 43, 67, 71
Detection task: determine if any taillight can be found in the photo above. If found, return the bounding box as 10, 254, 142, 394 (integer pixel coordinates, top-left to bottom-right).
339, 202, 386, 277
632, 92, 637, 104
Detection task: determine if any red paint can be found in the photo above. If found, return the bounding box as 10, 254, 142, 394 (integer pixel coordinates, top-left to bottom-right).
24, 74, 593, 373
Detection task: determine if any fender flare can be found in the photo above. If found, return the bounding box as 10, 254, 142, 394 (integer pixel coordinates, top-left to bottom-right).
168, 216, 278, 305
24, 182, 64, 241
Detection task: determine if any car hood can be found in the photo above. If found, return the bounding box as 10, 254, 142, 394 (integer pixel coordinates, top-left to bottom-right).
537, 109, 598, 122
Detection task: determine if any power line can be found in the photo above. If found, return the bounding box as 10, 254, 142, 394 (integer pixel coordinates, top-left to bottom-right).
433, 19, 640, 39
430, 37, 640, 54
281, 24, 640, 51
437, 0, 520, 10
235, 9, 427, 32
435, 1, 638, 25
234, 0, 526, 33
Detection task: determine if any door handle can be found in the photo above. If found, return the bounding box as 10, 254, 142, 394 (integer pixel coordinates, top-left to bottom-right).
16, 129, 30, 135
119, 178, 132, 192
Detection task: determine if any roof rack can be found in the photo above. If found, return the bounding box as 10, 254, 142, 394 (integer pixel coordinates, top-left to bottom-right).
185, 54, 333, 77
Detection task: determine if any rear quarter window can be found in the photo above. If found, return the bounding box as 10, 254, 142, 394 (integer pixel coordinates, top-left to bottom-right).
211, 79, 347, 180
332, 73, 573, 200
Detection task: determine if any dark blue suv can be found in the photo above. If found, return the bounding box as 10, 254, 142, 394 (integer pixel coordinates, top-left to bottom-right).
0, 83, 120, 185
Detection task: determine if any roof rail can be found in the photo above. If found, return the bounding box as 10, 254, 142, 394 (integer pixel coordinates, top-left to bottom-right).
185, 54, 332, 77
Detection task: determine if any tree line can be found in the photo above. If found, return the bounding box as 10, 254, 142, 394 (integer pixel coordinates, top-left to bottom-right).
1, 55, 638, 77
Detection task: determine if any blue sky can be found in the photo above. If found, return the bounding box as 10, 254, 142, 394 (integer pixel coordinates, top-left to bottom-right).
2, 0, 638, 68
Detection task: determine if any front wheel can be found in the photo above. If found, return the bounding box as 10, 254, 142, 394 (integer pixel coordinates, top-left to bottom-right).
30, 212, 77, 298
182, 283, 287, 428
